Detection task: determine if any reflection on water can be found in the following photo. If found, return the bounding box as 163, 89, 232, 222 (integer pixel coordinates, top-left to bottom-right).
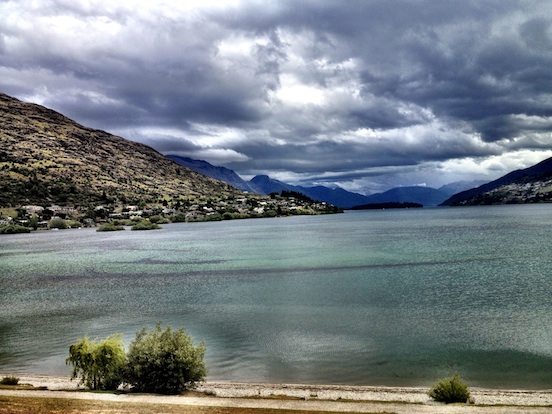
1, 205, 552, 388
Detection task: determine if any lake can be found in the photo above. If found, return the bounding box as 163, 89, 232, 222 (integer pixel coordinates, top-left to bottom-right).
1, 205, 551, 388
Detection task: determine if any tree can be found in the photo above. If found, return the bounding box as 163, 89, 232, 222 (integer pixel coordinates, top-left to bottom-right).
28, 215, 39, 230
66, 335, 126, 390
125, 324, 206, 394
48, 217, 67, 229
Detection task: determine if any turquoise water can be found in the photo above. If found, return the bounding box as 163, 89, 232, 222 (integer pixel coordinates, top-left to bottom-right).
1, 205, 551, 388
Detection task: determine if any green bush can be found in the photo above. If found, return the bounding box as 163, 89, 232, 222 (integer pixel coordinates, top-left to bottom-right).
125, 324, 207, 394
0, 376, 19, 385
48, 217, 67, 229
66, 335, 126, 390
172, 213, 187, 223
429, 373, 471, 404
0, 224, 31, 234
148, 215, 169, 224
97, 223, 125, 232
131, 220, 161, 231
112, 219, 136, 226
66, 220, 83, 228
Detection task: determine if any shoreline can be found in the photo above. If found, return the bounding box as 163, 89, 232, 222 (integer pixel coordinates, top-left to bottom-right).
3, 374, 551, 407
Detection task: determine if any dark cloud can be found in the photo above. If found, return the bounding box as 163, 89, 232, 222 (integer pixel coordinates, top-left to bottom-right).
1, 0, 552, 193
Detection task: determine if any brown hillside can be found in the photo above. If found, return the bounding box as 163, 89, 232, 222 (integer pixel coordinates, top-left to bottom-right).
0, 93, 239, 207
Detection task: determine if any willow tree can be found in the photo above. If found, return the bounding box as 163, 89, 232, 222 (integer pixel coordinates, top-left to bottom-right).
66, 334, 125, 390
125, 324, 206, 394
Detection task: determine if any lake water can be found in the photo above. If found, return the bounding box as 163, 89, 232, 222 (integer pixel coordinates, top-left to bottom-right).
1, 205, 551, 388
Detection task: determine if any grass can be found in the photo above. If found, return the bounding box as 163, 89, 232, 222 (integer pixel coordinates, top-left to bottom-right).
0, 395, 390, 414
0, 207, 18, 219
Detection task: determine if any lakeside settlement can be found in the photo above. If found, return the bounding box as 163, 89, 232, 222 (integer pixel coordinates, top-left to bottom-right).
0, 193, 341, 232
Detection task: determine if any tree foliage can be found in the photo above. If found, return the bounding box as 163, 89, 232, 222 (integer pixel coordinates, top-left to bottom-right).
96, 223, 125, 232
429, 373, 471, 404
0, 224, 31, 234
48, 217, 67, 229
130, 220, 161, 230
66, 335, 126, 390
125, 324, 207, 394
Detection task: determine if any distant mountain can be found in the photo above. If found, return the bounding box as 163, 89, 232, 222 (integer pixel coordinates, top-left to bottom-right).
249, 176, 452, 208
302, 185, 374, 209
249, 175, 297, 195
350, 202, 423, 210
438, 180, 487, 196
362, 186, 449, 207
166, 155, 258, 193
249, 175, 371, 208
0, 92, 238, 207
441, 157, 552, 206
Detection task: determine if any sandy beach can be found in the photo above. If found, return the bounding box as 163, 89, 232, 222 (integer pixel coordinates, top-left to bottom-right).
1, 374, 551, 413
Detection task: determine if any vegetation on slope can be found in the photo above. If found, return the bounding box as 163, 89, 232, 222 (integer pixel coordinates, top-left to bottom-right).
0, 93, 238, 207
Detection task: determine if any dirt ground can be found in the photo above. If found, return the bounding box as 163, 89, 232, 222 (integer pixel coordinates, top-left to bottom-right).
1, 374, 551, 414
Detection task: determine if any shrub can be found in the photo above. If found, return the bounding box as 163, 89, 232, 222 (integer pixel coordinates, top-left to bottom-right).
172, 213, 187, 223
66, 335, 126, 390
131, 220, 161, 231
0, 224, 31, 234
48, 217, 67, 229
125, 323, 206, 394
66, 220, 83, 228
0, 376, 19, 385
97, 223, 125, 232
148, 215, 169, 224
429, 373, 471, 404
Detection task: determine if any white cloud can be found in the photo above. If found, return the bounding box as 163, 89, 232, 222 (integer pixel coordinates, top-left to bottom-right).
2, 0, 552, 192
187, 148, 250, 165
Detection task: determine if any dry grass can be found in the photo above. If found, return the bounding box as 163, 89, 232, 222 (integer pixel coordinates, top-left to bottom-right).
0, 396, 389, 414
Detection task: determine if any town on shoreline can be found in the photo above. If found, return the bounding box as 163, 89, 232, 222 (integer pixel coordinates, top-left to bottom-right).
0, 192, 342, 233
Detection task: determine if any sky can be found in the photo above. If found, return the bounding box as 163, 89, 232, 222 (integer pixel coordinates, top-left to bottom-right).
2, 0, 552, 194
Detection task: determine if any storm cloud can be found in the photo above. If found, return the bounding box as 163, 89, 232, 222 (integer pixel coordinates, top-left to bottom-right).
2, 0, 552, 193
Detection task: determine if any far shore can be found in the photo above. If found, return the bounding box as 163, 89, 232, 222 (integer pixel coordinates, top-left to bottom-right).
2, 373, 551, 407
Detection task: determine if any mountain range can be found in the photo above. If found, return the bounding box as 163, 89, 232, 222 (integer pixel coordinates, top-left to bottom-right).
166, 155, 259, 193
170, 151, 552, 208
0, 93, 238, 207
3, 91, 552, 210
248, 176, 478, 208
167, 155, 490, 208
441, 157, 552, 205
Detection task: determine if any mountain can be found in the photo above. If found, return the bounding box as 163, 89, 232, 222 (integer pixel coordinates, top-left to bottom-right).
166, 155, 258, 193
300, 185, 374, 209
250, 175, 458, 208
441, 157, 552, 206
249, 175, 371, 208
438, 180, 487, 196
0, 92, 239, 207
249, 175, 296, 195
363, 186, 449, 207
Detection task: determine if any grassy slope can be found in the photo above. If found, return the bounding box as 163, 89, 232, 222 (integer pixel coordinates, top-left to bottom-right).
0, 93, 239, 207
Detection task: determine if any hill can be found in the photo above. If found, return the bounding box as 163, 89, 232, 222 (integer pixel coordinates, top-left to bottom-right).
166, 155, 258, 193
249, 175, 371, 208
441, 157, 552, 206
249, 175, 476, 208
0, 93, 238, 207
249, 175, 296, 195
438, 180, 487, 196
362, 186, 449, 207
